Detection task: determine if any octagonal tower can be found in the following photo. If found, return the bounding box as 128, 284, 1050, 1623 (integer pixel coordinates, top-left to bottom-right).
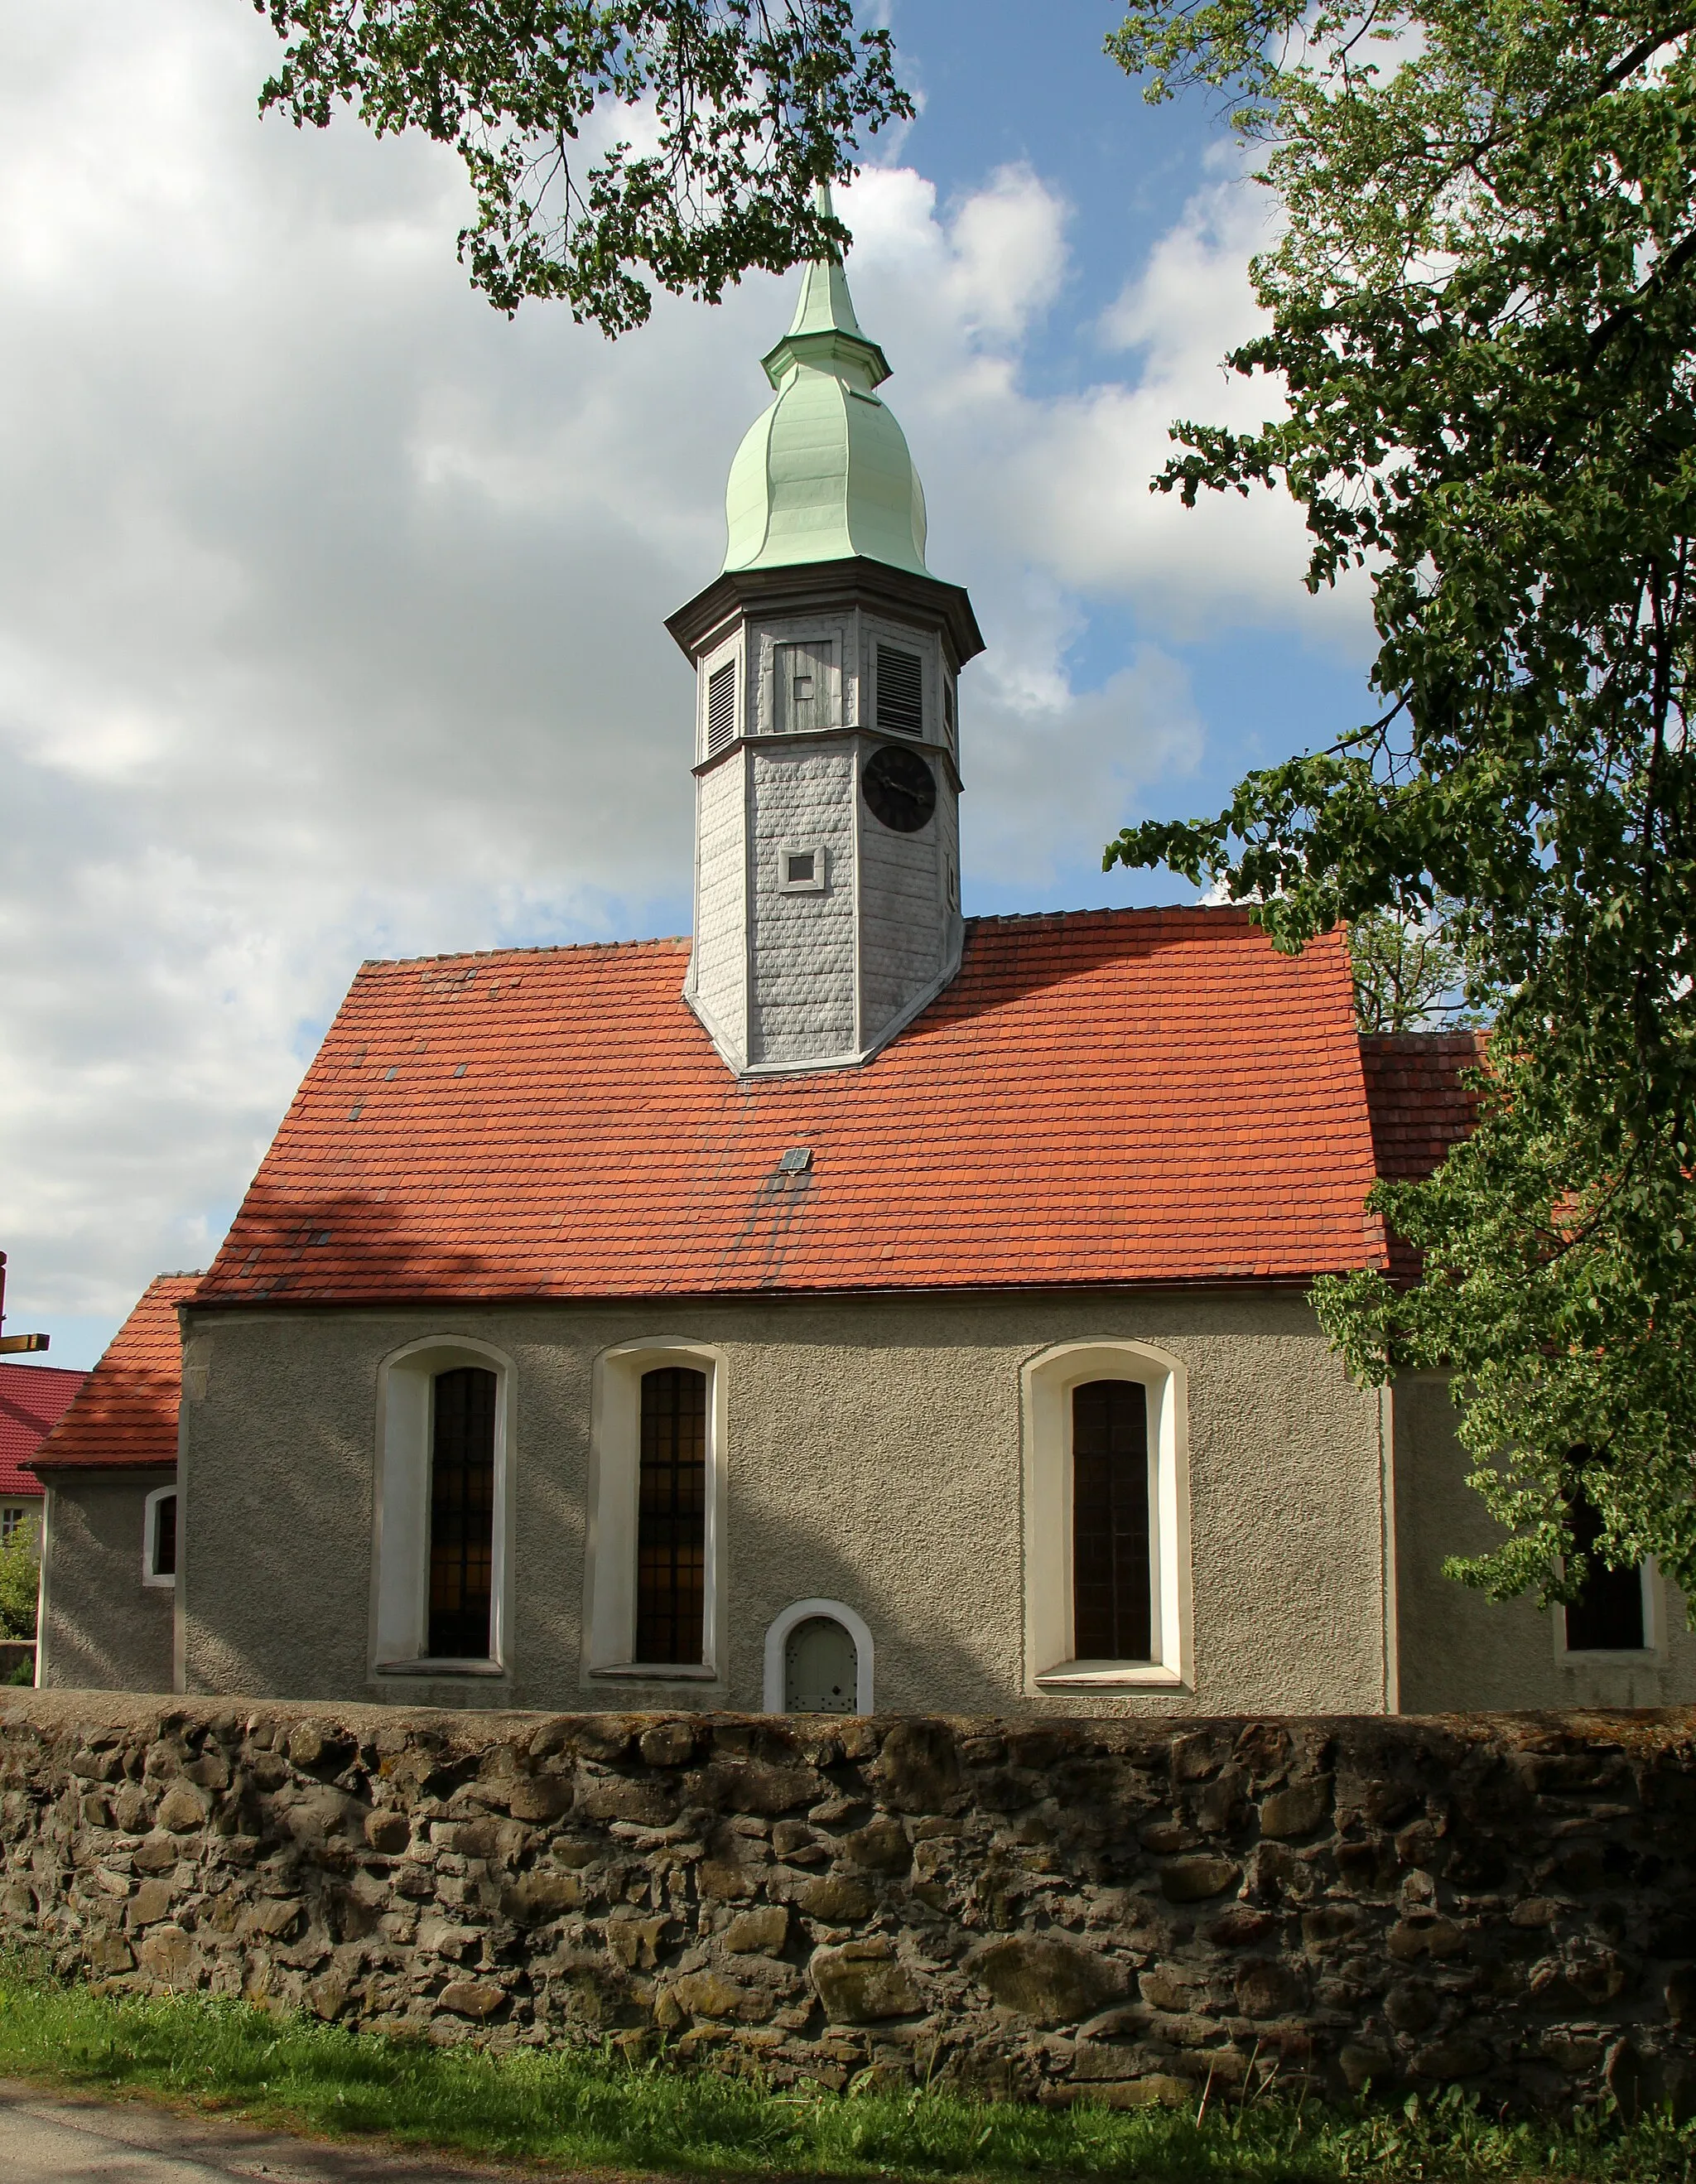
667, 198, 984, 1077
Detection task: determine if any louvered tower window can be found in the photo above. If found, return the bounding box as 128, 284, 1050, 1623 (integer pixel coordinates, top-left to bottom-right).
875, 644, 923, 735
428, 1366, 497, 1657
637, 1366, 707, 1663
706, 662, 737, 755
1072, 1380, 1152, 1660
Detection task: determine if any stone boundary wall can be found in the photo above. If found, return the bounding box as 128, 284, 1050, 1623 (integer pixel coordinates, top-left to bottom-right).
2, 1695, 1694, 2115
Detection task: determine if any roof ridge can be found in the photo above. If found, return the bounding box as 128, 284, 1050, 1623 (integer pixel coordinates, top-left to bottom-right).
963, 904, 1243, 930
361, 935, 693, 972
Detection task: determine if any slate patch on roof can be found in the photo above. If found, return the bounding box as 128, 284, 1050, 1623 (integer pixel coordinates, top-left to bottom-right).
1359, 1031, 1488, 1283
195, 909, 1389, 1306
30, 1277, 197, 1473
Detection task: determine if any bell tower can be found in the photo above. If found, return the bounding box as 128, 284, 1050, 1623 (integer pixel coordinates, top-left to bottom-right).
667, 200, 984, 1077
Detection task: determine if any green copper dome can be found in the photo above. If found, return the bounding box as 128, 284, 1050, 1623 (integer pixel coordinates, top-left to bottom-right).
722, 205, 928, 576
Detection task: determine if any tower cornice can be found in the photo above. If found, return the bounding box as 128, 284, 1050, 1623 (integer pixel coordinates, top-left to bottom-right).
667, 557, 985, 675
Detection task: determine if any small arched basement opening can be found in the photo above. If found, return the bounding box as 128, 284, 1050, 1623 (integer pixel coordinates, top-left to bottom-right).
764, 1598, 874, 1714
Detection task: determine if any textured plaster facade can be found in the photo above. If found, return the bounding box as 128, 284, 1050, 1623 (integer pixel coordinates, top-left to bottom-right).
39, 1293, 1696, 1714
36, 1471, 175, 1694
1392, 1375, 1696, 1711
166, 1287, 1371, 1714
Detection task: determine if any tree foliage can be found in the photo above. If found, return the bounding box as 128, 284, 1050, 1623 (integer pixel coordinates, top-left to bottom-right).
0, 1525, 37, 1643
1349, 905, 1477, 1032
1105, 0, 1696, 1602
252, 0, 910, 328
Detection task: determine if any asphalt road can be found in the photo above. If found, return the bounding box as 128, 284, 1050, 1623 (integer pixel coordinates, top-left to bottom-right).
0, 2083, 585, 2184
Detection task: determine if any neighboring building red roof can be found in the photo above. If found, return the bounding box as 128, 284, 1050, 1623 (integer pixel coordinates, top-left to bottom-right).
0, 1364, 84, 1499
194, 909, 1389, 1308
29, 1276, 196, 1473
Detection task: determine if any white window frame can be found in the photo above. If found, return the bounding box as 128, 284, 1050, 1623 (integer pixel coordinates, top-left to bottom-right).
142, 1483, 178, 1589
776, 841, 828, 894
1555, 1554, 1661, 1661
763, 1597, 874, 1714
583, 1339, 726, 1685
371, 1335, 513, 1677
1021, 1339, 1192, 1692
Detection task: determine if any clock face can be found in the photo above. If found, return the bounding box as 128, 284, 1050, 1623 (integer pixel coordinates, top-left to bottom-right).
862, 744, 937, 834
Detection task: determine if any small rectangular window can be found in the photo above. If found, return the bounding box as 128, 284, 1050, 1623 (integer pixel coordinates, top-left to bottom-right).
637, 1367, 706, 1664
706, 662, 737, 755
428, 1367, 497, 1658
776, 841, 826, 893
875, 644, 924, 736
1564, 1485, 1646, 1651
0, 1507, 24, 1543
943, 680, 956, 745
1072, 1381, 1151, 1661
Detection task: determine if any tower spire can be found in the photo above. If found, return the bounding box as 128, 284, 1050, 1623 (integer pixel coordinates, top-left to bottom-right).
759, 183, 891, 391
721, 191, 925, 576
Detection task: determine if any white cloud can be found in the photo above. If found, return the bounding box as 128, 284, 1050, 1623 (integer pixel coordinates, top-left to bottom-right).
0, 2, 1347, 1343
1014, 181, 1369, 636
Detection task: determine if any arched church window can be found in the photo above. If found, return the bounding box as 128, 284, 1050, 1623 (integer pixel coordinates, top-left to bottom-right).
142, 1485, 177, 1588
784, 1616, 857, 1711
637, 1367, 707, 1664
862, 745, 935, 833
1072, 1379, 1152, 1661
1563, 1468, 1650, 1652
428, 1367, 497, 1659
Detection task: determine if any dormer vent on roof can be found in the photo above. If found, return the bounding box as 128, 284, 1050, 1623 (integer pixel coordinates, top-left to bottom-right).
667, 188, 985, 1080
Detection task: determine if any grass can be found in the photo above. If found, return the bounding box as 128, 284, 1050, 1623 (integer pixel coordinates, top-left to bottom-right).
0, 1965, 1691, 2182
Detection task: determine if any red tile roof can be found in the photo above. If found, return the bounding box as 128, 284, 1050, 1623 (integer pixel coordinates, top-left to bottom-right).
29, 1277, 195, 1473
0, 1364, 84, 1498
195, 909, 1390, 1307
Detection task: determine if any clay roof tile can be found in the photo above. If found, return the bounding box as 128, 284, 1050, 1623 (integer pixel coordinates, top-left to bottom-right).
29, 1276, 196, 1473
193, 909, 1390, 1307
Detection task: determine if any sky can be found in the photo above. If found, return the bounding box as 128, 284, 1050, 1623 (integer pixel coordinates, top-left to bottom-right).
0, 0, 1377, 1369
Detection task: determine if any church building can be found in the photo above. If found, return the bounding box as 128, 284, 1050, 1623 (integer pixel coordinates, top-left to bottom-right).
30, 228, 1696, 1716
